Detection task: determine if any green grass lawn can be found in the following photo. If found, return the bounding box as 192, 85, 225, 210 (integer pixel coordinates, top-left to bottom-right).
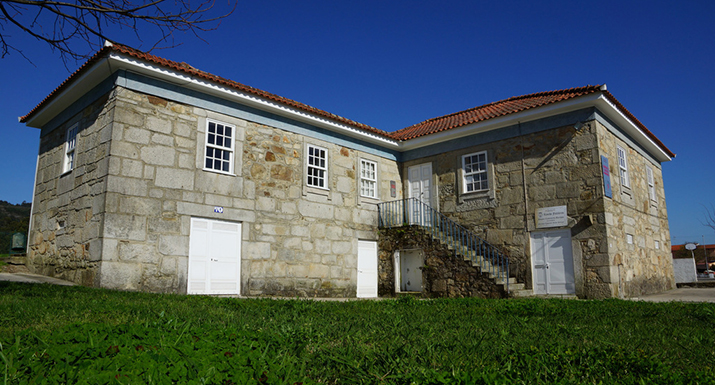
1, 282, 713, 384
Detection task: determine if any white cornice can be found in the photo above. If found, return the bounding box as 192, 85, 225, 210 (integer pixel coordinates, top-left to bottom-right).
107, 53, 399, 148
24, 50, 671, 162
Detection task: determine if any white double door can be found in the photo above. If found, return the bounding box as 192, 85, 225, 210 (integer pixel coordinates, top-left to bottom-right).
188, 218, 242, 295
530, 229, 575, 295
408, 163, 432, 225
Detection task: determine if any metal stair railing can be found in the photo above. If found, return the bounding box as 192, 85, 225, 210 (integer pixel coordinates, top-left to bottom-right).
378, 197, 509, 292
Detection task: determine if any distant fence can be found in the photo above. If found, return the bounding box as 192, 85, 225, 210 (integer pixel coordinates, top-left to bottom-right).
0, 231, 27, 255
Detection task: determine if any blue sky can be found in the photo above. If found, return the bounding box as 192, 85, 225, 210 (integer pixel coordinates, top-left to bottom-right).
1, 0, 714, 244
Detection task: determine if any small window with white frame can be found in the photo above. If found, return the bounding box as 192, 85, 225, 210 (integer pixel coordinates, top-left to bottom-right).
646, 166, 656, 202
204, 120, 235, 174
63, 124, 78, 174
360, 159, 377, 199
307, 144, 328, 189
655, 240, 660, 250
617, 146, 630, 189
462, 151, 488, 193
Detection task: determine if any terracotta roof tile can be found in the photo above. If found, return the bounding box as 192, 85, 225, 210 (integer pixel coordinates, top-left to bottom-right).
21, 44, 674, 159
391, 85, 603, 141
21, 43, 393, 140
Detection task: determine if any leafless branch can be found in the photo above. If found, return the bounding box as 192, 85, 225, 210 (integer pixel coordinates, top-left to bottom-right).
0, 0, 235, 65
702, 204, 715, 233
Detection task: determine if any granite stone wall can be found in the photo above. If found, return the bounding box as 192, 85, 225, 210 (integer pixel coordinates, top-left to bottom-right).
27, 92, 113, 286
595, 121, 675, 297
30, 85, 403, 296
402, 122, 608, 297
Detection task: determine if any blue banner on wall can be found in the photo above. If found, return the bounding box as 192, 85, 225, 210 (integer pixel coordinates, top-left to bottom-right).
601, 155, 612, 199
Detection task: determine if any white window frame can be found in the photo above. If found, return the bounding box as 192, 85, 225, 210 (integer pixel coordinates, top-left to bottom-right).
617, 146, 630, 189
360, 159, 378, 199
204, 120, 235, 175
626, 234, 633, 244
306, 144, 328, 190
646, 166, 656, 202
462, 151, 489, 193
655, 240, 660, 250
63, 124, 78, 174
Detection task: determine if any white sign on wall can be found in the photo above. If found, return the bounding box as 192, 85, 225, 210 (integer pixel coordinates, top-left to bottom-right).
535, 205, 568, 228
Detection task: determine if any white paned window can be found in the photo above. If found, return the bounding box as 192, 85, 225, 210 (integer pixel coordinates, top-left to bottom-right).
646, 166, 656, 201
307, 145, 328, 189
627, 234, 633, 244
204, 120, 234, 174
617, 146, 630, 188
462, 151, 488, 192
63, 124, 78, 173
655, 240, 660, 250
360, 159, 377, 198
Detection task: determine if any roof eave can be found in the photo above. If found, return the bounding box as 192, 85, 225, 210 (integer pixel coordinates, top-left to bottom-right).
22, 49, 399, 148
22, 56, 113, 128
398, 93, 674, 163
593, 95, 673, 162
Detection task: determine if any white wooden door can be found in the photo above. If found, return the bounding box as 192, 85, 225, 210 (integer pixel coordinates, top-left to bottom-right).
531, 229, 575, 295
357, 240, 378, 298
400, 250, 423, 292
408, 163, 432, 225
188, 218, 242, 295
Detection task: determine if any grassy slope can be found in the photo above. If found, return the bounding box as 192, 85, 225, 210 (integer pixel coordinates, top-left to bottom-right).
1, 283, 714, 384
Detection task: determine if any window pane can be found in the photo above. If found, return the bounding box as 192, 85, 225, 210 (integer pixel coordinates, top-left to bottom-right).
208, 122, 215, 133
216, 125, 223, 136
208, 133, 215, 145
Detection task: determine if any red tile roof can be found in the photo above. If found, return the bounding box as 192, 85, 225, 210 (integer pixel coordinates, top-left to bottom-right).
392, 85, 604, 140
20, 43, 393, 140
21, 44, 675, 160
391, 85, 675, 158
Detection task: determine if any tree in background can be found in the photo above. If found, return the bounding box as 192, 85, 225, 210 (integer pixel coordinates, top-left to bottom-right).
0, 0, 235, 64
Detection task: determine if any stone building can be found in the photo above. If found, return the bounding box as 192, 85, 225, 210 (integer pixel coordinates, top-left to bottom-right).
20, 42, 676, 299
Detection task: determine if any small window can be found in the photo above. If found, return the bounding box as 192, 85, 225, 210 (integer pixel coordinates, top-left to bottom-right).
626, 234, 633, 244
646, 166, 656, 202
617, 146, 630, 188
204, 120, 234, 174
360, 159, 377, 199
63, 124, 78, 173
462, 151, 488, 193
307, 145, 328, 189
655, 240, 660, 250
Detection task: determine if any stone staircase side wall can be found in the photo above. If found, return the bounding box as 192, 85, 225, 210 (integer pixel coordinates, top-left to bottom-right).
378, 226, 506, 298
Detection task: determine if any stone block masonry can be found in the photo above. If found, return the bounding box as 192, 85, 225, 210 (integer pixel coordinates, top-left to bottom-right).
28, 85, 403, 296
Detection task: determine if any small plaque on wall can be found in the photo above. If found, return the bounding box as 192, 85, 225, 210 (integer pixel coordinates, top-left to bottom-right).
536, 205, 568, 228
390, 181, 396, 198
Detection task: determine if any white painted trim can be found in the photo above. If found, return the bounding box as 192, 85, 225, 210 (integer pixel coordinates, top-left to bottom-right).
593, 96, 672, 162
23, 57, 112, 128
106, 54, 400, 148
26, 154, 40, 251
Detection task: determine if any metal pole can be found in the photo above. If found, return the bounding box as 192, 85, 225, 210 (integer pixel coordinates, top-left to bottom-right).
704, 235, 709, 273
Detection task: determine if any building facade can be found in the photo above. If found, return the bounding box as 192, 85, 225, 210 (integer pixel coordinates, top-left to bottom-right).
21, 43, 676, 298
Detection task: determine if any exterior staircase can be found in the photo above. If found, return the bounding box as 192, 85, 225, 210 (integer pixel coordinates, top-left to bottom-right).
378, 198, 531, 297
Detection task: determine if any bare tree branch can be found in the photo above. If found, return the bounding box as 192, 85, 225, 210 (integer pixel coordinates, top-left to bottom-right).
0, 0, 236, 65
702, 204, 715, 234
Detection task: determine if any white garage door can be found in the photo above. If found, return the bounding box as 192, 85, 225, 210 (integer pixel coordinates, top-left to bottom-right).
357, 240, 378, 298
188, 218, 242, 295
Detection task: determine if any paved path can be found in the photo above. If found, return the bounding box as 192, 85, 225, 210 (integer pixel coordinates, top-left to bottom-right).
1, 273, 714, 302
0, 272, 76, 286
630, 287, 715, 303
